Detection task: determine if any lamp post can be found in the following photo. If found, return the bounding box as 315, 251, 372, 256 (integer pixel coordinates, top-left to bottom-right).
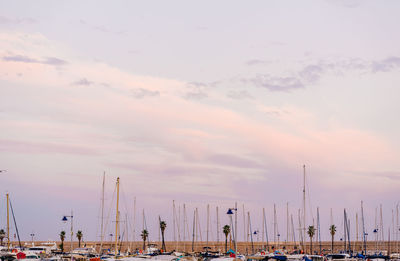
277, 233, 280, 249
30, 232, 35, 245
373, 228, 378, 252
227, 203, 238, 255
62, 210, 73, 260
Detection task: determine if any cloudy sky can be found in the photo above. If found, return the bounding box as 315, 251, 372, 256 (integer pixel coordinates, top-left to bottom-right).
1, 0, 400, 243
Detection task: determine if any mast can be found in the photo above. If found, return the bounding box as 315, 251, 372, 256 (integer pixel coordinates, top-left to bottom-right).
262, 208, 265, 248
303, 164, 306, 250
115, 177, 120, 256
196, 208, 202, 242
274, 204, 277, 248
361, 201, 366, 254
9, 198, 22, 249
183, 204, 186, 252
344, 209, 347, 253
291, 214, 296, 249
243, 204, 246, 243
192, 209, 196, 252
235, 202, 238, 254
6, 192, 10, 250
207, 204, 210, 248
133, 197, 136, 251
125, 213, 129, 253
216, 206, 220, 245
356, 213, 359, 252
287, 202, 289, 247
317, 207, 321, 255
298, 208, 304, 251
263, 207, 269, 251
177, 204, 181, 251
397, 204, 399, 253
173, 200, 176, 244
380, 204, 384, 251
392, 209, 395, 252
248, 212, 254, 254
100, 172, 105, 254
375, 207, 378, 252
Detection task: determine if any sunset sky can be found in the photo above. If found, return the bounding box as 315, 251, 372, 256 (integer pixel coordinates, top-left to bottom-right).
1, 1, 400, 243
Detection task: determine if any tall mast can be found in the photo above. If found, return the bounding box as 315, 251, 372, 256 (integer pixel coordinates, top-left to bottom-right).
248, 212, 254, 254
375, 207, 378, 251
216, 206, 220, 245
262, 208, 265, 248
380, 204, 384, 250
195, 208, 199, 242
317, 207, 321, 254
303, 165, 306, 249
100, 172, 105, 254
183, 204, 186, 251
177, 204, 181, 251
356, 213, 359, 252
361, 201, 366, 254
192, 209, 196, 252
287, 202, 289, 245
298, 208, 303, 251
115, 177, 120, 256
234, 202, 238, 255
133, 197, 136, 251
392, 209, 395, 250
243, 204, 246, 243
344, 209, 347, 253
397, 204, 399, 253
291, 214, 296, 248
246, 210, 250, 254
274, 204, 277, 247
6, 192, 10, 250
173, 200, 176, 243
263, 207, 269, 251
207, 204, 210, 248
125, 213, 129, 252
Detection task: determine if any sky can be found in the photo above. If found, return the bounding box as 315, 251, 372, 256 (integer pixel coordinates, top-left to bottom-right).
0, 0, 400, 244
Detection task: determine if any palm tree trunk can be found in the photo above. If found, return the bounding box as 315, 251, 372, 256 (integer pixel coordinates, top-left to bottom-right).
310, 238, 313, 254
162, 232, 166, 252
331, 235, 334, 253
143, 240, 146, 251
225, 236, 227, 253
79, 239, 81, 248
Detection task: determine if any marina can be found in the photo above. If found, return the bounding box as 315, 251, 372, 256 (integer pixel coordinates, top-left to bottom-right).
1, 1, 400, 261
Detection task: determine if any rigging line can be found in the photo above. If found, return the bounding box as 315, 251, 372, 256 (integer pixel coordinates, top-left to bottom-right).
305, 170, 314, 226
103, 182, 117, 244
119, 183, 135, 238
9, 199, 21, 249
96, 174, 106, 241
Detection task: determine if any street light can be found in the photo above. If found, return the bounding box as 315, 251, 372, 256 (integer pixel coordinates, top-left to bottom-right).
277, 233, 280, 249
254, 230, 259, 242
30, 232, 35, 244
62, 210, 73, 259
373, 228, 378, 251
227, 204, 238, 255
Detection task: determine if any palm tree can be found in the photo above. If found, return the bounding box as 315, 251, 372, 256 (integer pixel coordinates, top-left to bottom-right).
0, 229, 5, 246
159, 220, 167, 252
76, 230, 83, 248
307, 226, 315, 254
141, 229, 148, 251
59, 231, 66, 252
223, 225, 231, 253
329, 225, 336, 254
